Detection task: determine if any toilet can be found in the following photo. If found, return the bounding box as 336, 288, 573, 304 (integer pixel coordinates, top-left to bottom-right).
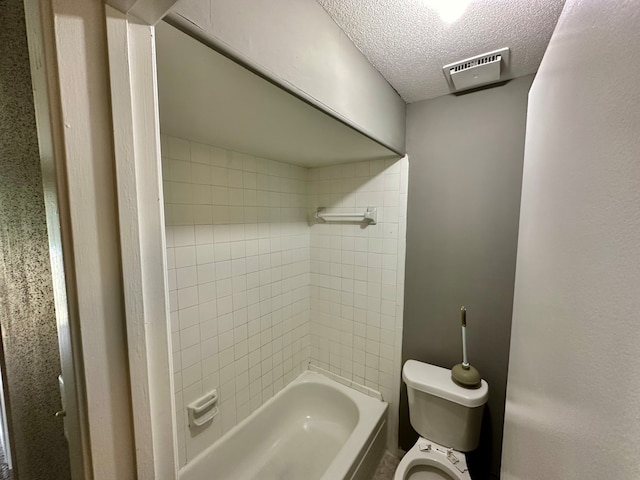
394, 360, 489, 480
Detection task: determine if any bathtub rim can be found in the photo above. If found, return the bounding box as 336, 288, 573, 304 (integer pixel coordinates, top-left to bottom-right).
178, 368, 388, 479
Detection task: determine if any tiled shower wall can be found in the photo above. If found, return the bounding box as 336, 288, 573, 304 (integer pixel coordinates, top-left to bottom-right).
161, 135, 311, 466
161, 134, 408, 466
307, 158, 408, 448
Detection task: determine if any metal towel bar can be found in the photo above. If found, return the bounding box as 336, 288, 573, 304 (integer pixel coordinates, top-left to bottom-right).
314, 207, 377, 225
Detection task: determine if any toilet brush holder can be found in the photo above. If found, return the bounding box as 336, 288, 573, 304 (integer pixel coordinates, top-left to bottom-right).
451, 306, 482, 388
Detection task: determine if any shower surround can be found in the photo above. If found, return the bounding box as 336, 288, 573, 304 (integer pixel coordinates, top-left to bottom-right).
161, 134, 407, 466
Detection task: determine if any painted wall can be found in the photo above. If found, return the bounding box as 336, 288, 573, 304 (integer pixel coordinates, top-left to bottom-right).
0, 0, 70, 477
402, 75, 534, 479
307, 157, 408, 449
161, 135, 311, 466
171, 0, 406, 153
501, 1, 640, 478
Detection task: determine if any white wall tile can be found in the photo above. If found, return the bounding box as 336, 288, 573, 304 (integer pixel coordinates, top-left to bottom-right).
162, 135, 311, 466
307, 156, 408, 452
162, 134, 406, 464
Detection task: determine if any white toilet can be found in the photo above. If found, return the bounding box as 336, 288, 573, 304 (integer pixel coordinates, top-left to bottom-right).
394, 360, 489, 480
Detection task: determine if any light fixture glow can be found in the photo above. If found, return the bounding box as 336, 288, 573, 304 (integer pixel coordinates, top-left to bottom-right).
424, 0, 470, 23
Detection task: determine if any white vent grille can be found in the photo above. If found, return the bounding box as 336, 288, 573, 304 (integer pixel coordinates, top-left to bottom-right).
450, 54, 502, 74
443, 48, 510, 92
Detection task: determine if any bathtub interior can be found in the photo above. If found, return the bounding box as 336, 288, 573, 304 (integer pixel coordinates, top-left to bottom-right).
215, 383, 359, 478
180, 371, 387, 480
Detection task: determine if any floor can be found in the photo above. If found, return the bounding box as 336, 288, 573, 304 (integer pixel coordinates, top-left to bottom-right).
372, 451, 401, 480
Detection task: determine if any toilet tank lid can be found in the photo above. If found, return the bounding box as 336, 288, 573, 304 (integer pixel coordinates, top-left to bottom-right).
403, 360, 488, 408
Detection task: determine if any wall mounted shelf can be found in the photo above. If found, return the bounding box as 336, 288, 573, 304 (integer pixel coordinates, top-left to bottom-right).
313, 207, 377, 225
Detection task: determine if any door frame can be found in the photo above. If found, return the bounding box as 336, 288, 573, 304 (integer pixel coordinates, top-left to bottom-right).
104, 5, 178, 478
21, 0, 170, 478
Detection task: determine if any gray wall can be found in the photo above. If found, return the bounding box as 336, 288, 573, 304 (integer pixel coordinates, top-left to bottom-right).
0, 0, 71, 478
401, 75, 534, 480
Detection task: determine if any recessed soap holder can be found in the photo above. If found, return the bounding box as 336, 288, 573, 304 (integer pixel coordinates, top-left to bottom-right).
187, 389, 218, 428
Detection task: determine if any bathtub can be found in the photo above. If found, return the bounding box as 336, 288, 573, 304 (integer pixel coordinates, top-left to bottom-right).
179, 370, 388, 480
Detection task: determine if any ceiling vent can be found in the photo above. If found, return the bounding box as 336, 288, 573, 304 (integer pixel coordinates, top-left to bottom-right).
443, 48, 510, 93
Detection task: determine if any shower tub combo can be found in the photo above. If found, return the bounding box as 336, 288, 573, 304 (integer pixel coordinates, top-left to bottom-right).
179, 370, 388, 480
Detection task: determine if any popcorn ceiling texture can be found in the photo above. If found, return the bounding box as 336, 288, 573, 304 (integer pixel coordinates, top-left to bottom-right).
316, 0, 565, 103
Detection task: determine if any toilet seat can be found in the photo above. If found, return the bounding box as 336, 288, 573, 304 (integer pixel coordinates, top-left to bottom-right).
393, 438, 471, 480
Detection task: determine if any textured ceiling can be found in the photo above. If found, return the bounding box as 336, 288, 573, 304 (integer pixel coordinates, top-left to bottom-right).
316, 0, 565, 103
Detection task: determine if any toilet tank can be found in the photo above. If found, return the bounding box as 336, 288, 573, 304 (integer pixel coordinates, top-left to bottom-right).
403, 360, 488, 452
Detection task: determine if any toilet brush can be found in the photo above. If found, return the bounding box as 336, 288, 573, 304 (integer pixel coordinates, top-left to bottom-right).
451, 306, 482, 388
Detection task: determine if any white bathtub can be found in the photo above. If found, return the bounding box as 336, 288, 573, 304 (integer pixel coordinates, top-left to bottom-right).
179, 370, 388, 480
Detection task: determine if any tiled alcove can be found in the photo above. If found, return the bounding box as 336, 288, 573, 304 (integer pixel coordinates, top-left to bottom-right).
161, 134, 407, 466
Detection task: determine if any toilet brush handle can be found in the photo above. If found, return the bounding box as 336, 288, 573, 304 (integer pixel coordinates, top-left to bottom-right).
461, 307, 469, 368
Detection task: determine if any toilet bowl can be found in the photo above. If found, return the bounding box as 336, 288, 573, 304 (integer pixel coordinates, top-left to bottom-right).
394, 361, 488, 480
394, 438, 471, 480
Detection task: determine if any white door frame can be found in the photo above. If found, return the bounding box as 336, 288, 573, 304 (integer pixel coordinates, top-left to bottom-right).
20, 0, 181, 478
22, 2, 92, 477
25, 0, 191, 477
104, 5, 178, 479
